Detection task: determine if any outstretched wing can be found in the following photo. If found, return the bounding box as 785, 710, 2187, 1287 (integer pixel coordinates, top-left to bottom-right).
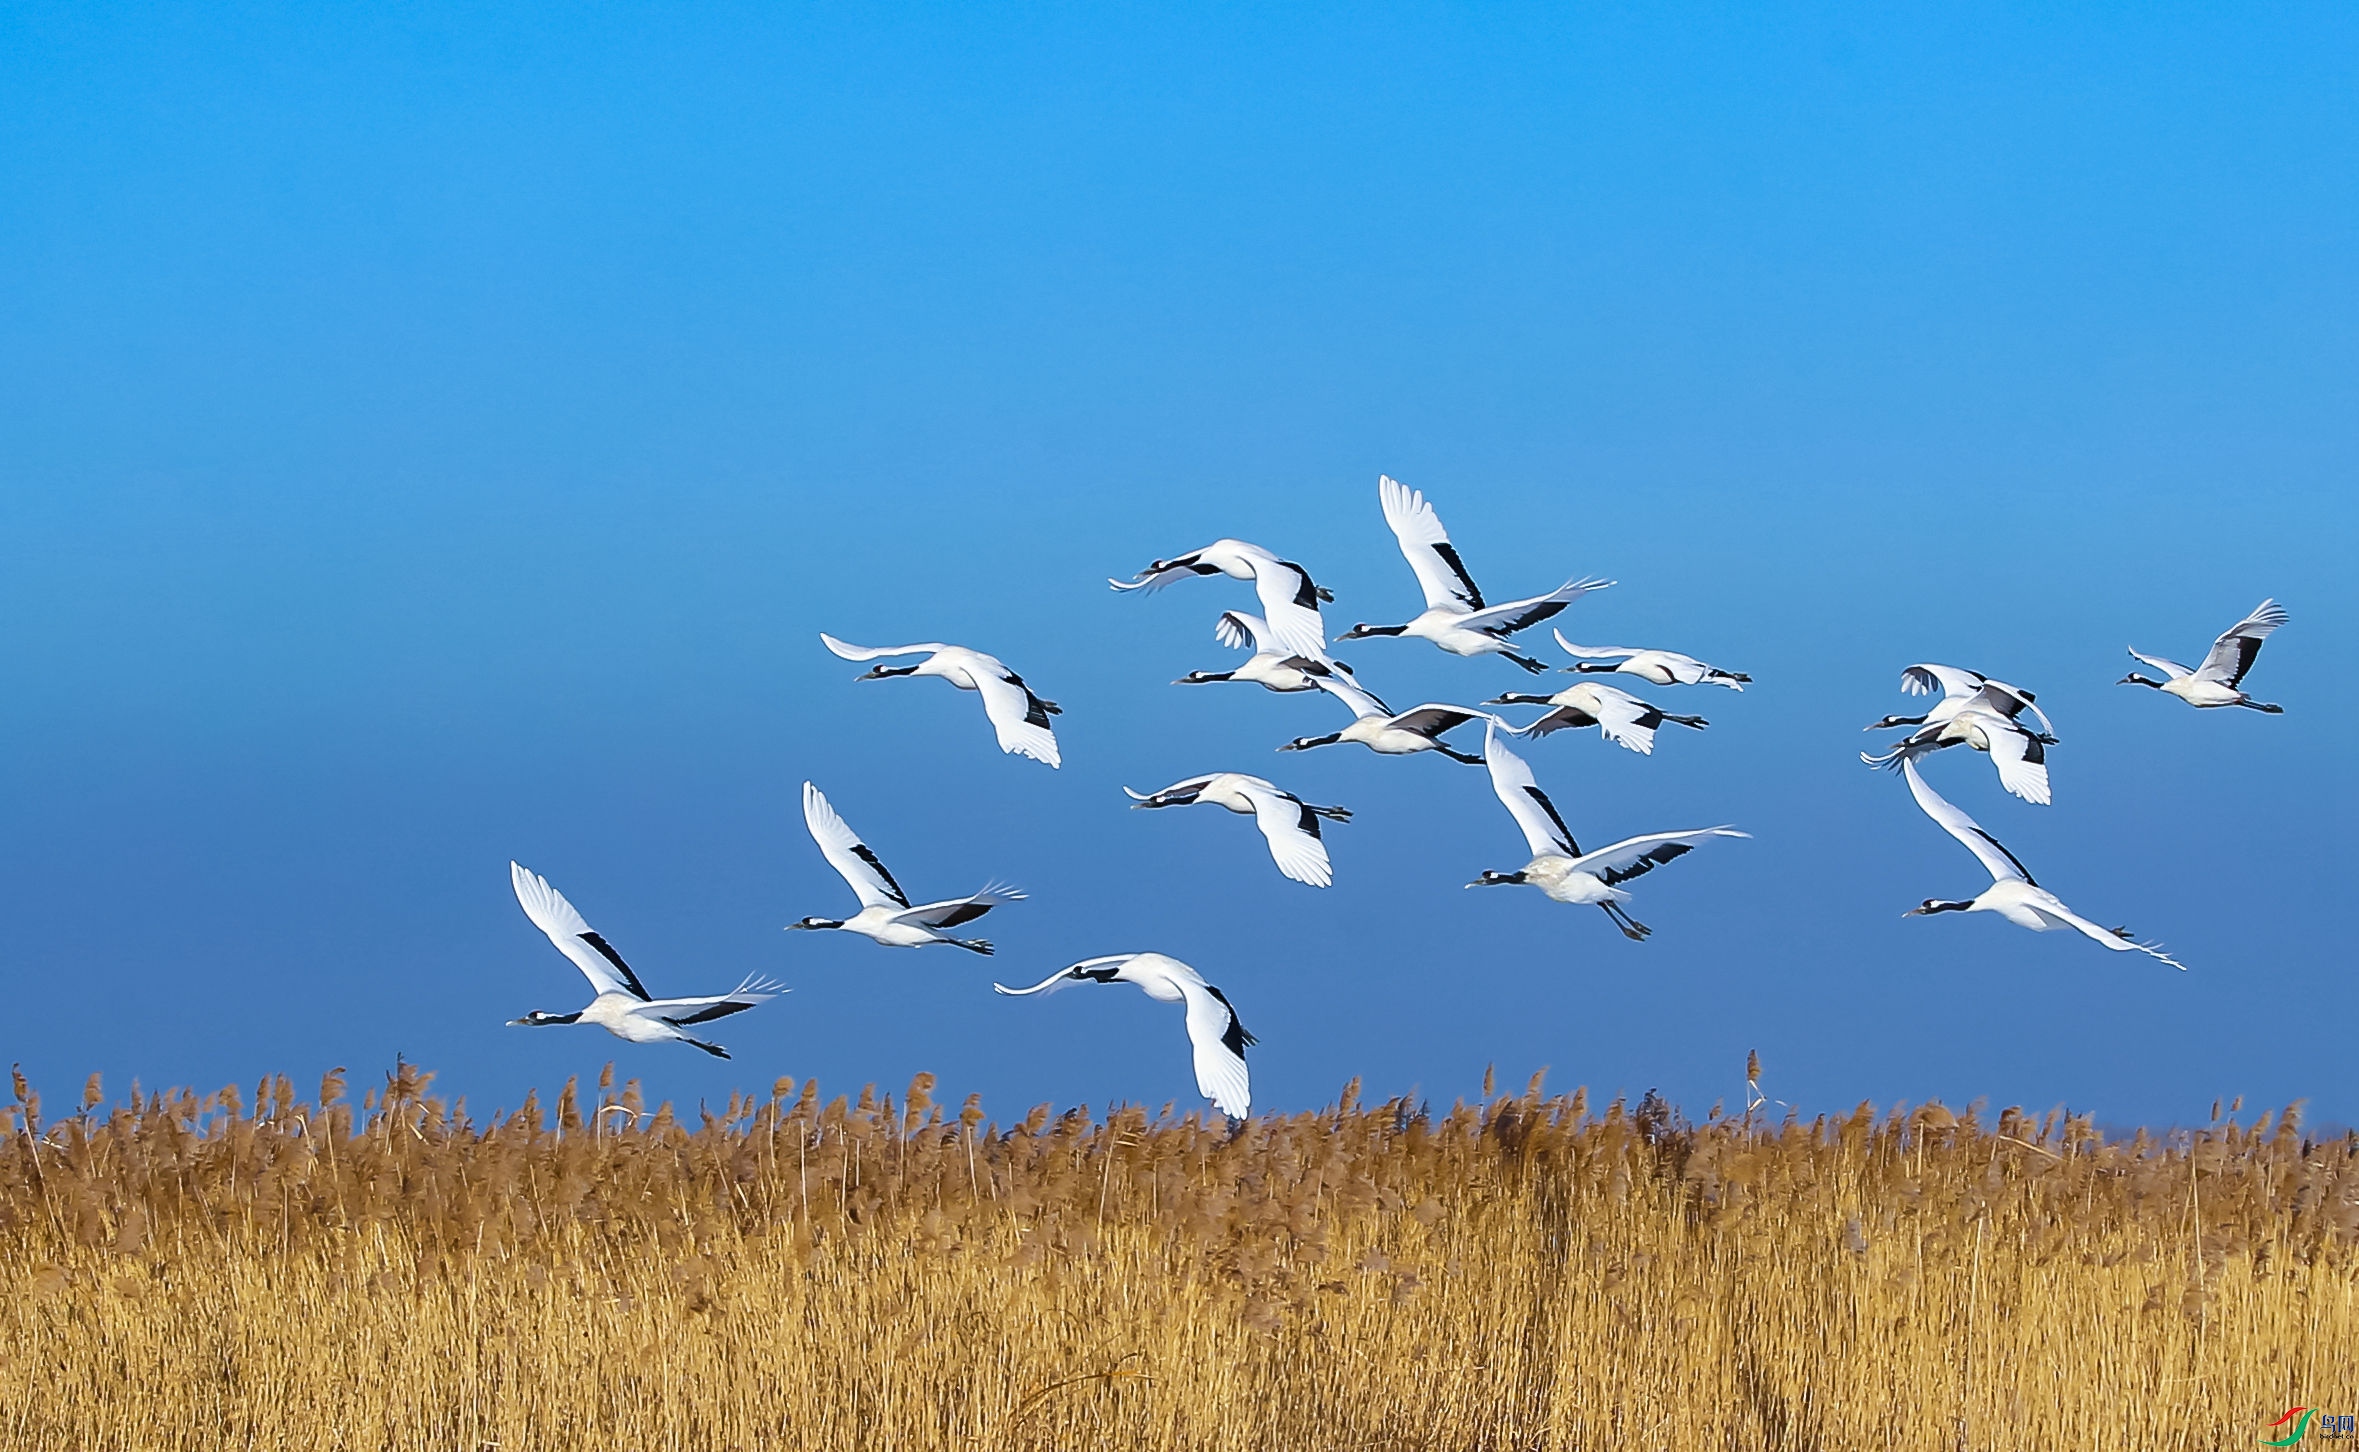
1124, 775, 1216, 808
1387, 703, 1486, 738
992, 954, 1132, 998
1900, 664, 1986, 700
1378, 475, 1483, 612
1504, 704, 1602, 740
972, 666, 1062, 767
2022, 897, 2186, 970
1976, 715, 2052, 806
894, 884, 1025, 930
800, 782, 909, 910
1966, 679, 2055, 738
1238, 781, 1336, 888
1552, 629, 1645, 660
2196, 598, 2288, 686
1570, 684, 1661, 754
1176, 976, 1253, 1120
1309, 670, 1394, 721
1568, 827, 1748, 887
636, 975, 786, 1026
509, 861, 654, 1001
1460, 578, 1613, 639
2125, 647, 2193, 682
1249, 558, 1330, 662
819, 634, 942, 662
1900, 758, 2035, 886
1482, 720, 1579, 858
1213, 610, 1269, 652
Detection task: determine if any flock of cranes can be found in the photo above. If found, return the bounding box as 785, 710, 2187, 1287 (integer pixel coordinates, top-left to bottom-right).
500, 477, 2290, 1123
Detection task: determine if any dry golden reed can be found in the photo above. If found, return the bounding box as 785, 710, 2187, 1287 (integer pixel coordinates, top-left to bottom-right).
1, 1060, 2354, 1450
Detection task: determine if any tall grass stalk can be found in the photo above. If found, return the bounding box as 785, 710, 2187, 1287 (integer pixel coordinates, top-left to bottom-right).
1, 1064, 2352, 1449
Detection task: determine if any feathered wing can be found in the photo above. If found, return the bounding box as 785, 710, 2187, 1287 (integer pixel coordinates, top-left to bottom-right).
2022, 896, 2186, 970
2196, 598, 2288, 686
1572, 684, 1661, 754
992, 965, 1082, 998
1309, 670, 1393, 721
1213, 611, 1268, 652
632, 976, 786, 1026
971, 667, 1062, 767
510, 861, 653, 1001
1241, 783, 1335, 888
894, 884, 1025, 930
1460, 578, 1612, 639
2125, 646, 2193, 681
1124, 776, 1215, 808
819, 634, 942, 662
1568, 827, 1748, 886
800, 783, 909, 910
1377, 475, 1483, 612
1968, 680, 2056, 738
1900, 758, 2034, 886
1552, 629, 1645, 661
1482, 720, 1579, 858
1977, 717, 2052, 806
1250, 559, 1330, 662
1386, 704, 1486, 739
1108, 562, 1193, 594
1505, 704, 1605, 743
1175, 975, 1253, 1120
1505, 694, 1656, 754
1901, 664, 1986, 700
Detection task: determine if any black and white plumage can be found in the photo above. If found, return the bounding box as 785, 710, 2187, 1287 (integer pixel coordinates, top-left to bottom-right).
1863, 706, 2054, 807
1465, 720, 1746, 939
1337, 476, 1613, 672
789, 783, 1024, 953
1278, 672, 1489, 764
1864, 664, 2055, 738
1551, 630, 1750, 689
1110, 539, 1333, 663
1898, 758, 2183, 969
1173, 610, 1353, 693
994, 952, 1254, 1120
506, 862, 783, 1058
2120, 599, 2289, 712
819, 634, 1062, 767
1485, 681, 1708, 756
1860, 663, 2057, 805
1123, 773, 1351, 888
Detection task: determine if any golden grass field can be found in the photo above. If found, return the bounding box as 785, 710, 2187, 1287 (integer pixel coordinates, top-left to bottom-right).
1, 1061, 2352, 1450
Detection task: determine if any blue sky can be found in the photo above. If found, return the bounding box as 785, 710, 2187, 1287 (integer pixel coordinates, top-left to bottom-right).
1, 5, 2351, 1129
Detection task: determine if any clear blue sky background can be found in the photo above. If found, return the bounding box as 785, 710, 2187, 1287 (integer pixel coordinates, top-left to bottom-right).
1, 5, 2350, 1130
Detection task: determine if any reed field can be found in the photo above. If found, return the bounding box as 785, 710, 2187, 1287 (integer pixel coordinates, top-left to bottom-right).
1, 1061, 2353, 1451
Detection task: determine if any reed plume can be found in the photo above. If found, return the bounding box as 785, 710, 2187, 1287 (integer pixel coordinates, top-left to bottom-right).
0, 1062, 2352, 1449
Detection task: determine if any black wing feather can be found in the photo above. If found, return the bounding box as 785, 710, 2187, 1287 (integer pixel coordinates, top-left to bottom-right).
849, 844, 910, 907
1431, 541, 1483, 610
1597, 841, 1693, 887
1524, 784, 1581, 858
576, 932, 654, 1001
930, 901, 994, 929
666, 998, 760, 1027
2227, 634, 2265, 688
1205, 984, 1257, 1054
1279, 562, 1323, 609
1483, 595, 1575, 638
